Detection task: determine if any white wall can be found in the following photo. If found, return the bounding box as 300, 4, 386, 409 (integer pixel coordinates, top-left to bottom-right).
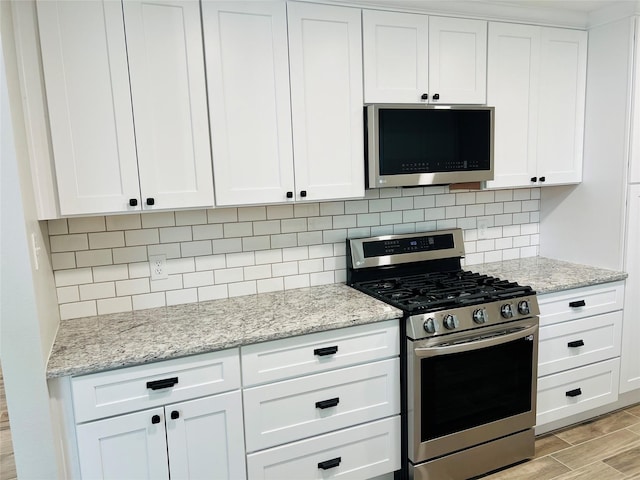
1, 2, 63, 477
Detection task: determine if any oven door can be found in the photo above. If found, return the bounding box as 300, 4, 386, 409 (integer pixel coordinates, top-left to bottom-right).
408, 318, 538, 464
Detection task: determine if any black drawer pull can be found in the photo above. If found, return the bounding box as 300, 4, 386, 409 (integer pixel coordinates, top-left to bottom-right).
568, 340, 585, 348
314, 346, 338, 357
146, 377, 178, 390
566, 388, 582, 398
170, 410, 180, 420
318, 457, 341, 470
569, 300, 586, 308
151, 414, 161, 424
316, 397, 340, 409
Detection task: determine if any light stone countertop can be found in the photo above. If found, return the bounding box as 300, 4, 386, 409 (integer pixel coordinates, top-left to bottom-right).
46, 283, 402, 378
471, 256, 627, 294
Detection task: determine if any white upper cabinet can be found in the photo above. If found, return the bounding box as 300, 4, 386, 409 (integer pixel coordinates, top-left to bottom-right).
487, 22, 586, 189
486, 22, 540, 188
363, 11, 486, 104
203, 2, 295, 206
37, 0, 213, 216
288, 2, 365, 201
362, 10, 429, 104
205, 1, 364, 205
429, 16, 487, 104
124, 0, 213, 211
536, 27, 587, 185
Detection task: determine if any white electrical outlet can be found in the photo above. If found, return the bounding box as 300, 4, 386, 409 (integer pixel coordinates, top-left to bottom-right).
477, 218, 491, 240
149, 254, 168, 280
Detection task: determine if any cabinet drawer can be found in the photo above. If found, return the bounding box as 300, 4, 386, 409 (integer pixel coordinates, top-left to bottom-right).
246, 416, 401, 480
538, 282, 624, 327
72, 349, 240, 423
538, 311, 622, 377
241, 320, 399, 386
243, 358, 400, 452
536, 358, 619, 427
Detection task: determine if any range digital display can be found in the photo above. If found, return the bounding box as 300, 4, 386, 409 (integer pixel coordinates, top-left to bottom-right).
363, 234, 455, 258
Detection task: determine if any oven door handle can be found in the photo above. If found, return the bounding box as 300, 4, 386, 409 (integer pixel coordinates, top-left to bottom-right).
413, 324, 538, 358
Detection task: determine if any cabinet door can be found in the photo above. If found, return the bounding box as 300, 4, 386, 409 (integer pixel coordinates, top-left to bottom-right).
362, 10, 429, 104
428, 16, 487, 104
288, 2, 365, 201
486, 23, 540, 189
203, 1, 294, 206
621, 185, 640, 393
166, 391, 246, 480
124, 0, 214, 210
537, 28, 587, 185
629, 21, 640, 185
36, 0, 140, 215
76, 408, 169, 480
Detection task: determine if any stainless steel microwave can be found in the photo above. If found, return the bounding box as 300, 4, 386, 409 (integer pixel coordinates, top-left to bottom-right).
365, 104, 495, 188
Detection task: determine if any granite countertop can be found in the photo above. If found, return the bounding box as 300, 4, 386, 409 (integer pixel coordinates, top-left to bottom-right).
47, 283, 402, 379
472, 256, 627, 294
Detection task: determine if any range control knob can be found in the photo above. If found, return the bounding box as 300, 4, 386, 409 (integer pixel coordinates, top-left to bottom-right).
472, 308, 488, 324
443, 314, 459, 330
518, 300, 530, 315
501, 304, 514, 318
423, 317, 436, 334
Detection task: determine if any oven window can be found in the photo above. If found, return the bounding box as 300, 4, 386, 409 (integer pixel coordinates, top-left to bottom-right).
420, 337, 533, 441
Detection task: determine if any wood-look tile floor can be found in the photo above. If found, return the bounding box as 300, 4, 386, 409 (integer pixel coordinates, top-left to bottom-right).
479, 403, 640, 480
0, 364, 17, 480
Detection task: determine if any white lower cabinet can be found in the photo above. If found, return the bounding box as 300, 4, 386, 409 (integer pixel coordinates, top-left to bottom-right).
70, 349, 246, 479
241, 320, 401, 479
536, 282, 625, 429
246, 416, 401, 480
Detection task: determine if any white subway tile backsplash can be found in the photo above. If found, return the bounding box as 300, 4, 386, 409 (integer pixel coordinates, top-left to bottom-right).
97, 296, 132, 315
116, 278, 150, 296
148, 242, 181, 259
257, 277, 284, 294
198, 285, 228, 301
175, 209, 207, 226
51, 252, 76, 270
50, 234, 89, 253
192, 224, 224, 240
125, 229, 159, 246
106, 214, 141, 231
160, 226, 192, 243
208, 207, 238, 223
60, 301, 97, 320
76, 249, 112, 268
113, 246, 147, 264
79, 282, 115, 301
68, 216, 106, 234
48, 219, 68, 235
93, 264, 128, 282
55, 268, 93, 287
49, 188, 540, 319
238, 206, 267, 222
166, 288, 198, 306
141, 212, 175, 228
195, 254, 226, 271
181, 240, 213, 258
132, 292, 166, 310
266, 204, 293, 220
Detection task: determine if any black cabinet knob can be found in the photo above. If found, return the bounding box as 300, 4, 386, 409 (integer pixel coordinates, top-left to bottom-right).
129, 198, 138, 207
151, 415, 161, 424
539, 176, 546, 182
286, 191, 293, 199
146, 198, 155, 206
300, 190, 307, 198
420, 93, 428, 100
433, 93, 440, 100
530, 177, 537, 182
170, 410, 180, 420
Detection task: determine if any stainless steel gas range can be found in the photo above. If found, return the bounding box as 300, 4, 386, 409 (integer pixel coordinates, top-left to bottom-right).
347, 228, 540, 480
